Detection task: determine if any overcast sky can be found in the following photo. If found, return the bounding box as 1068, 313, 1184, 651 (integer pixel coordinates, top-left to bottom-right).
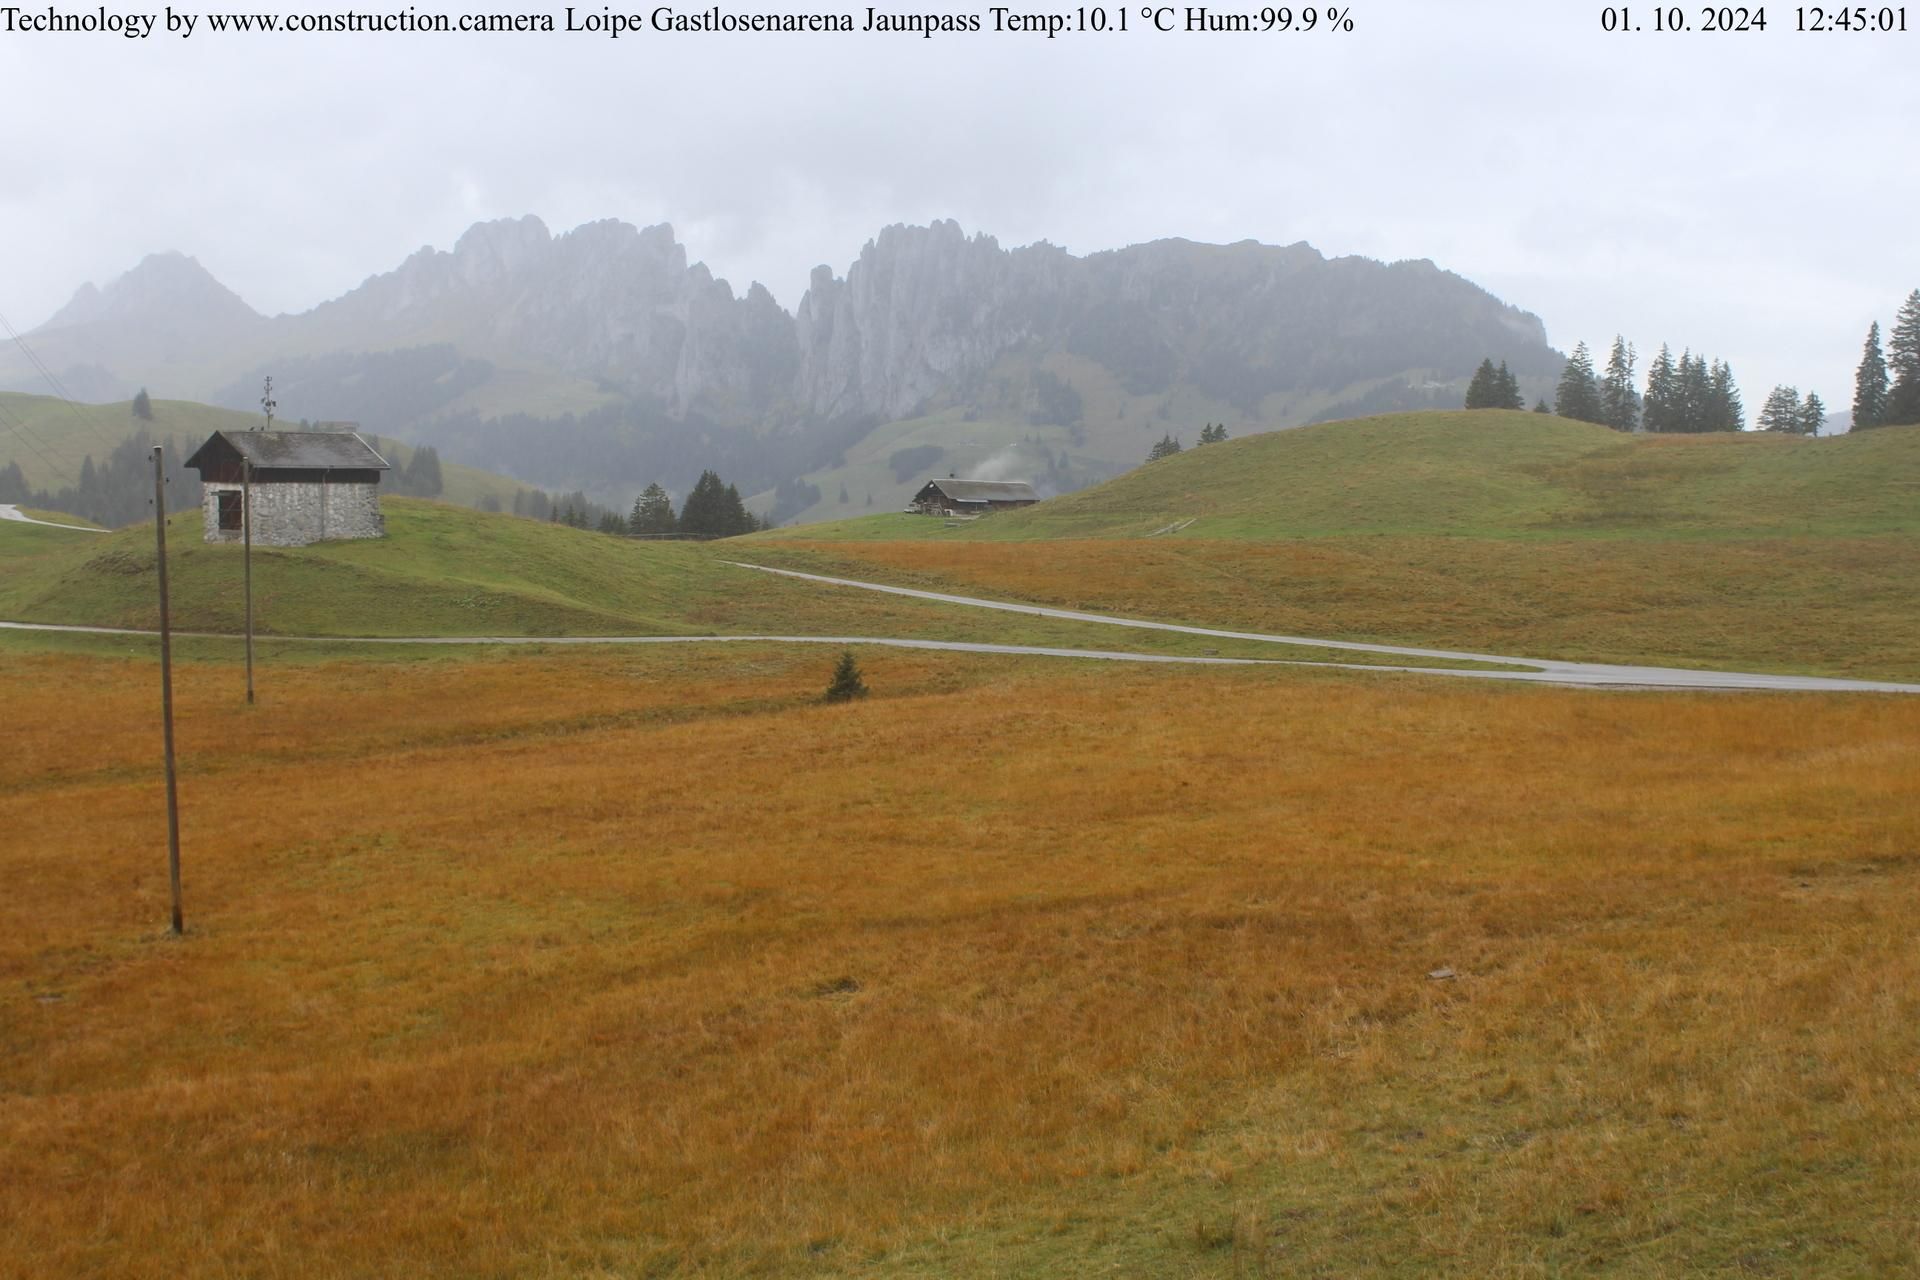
3, 0, 1915, 407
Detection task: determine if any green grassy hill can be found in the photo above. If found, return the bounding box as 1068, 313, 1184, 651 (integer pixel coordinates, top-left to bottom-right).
763, 411, 1920, 541
0, 518, 107, 559
13, 508, 103, 529
0, 499, 1384, 663
748, 355, 1507, 528
13, 413, 1919, 679
741, 412, 1920, 680
0, 391, 526, 512
0, 500, 832, 637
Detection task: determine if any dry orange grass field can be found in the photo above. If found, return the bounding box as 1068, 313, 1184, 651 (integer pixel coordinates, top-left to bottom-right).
4, 644, 1919, 1276
746, 536, 1920, 682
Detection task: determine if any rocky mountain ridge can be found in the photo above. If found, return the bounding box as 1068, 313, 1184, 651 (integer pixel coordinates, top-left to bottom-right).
5, 216, 1564, 515
16, 216, 1555, 415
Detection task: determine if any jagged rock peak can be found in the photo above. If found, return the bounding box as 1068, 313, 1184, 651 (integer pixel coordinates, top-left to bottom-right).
454, 213, 552, 252
370, 215, 554, 294
46, 251, 260, 331
449, 214, 553, 282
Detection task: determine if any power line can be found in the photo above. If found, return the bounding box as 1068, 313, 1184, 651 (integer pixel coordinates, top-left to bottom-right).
0, 392, 78, 489
0, 308, 136, 463
0, 310, 87, 406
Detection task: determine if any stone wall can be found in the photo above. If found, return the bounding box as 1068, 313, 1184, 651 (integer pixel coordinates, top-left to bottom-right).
201, 481, 385, 547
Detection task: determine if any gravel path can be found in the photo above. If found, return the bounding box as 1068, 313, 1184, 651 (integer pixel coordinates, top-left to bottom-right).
5, 559, 1915, 693
721, 561, 1920, 694
0, 504, 107, 531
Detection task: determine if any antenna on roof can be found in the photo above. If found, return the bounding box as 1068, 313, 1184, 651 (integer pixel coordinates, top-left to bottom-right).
258, 375, 275, 432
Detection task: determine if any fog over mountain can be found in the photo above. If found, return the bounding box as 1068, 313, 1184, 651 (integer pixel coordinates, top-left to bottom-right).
3, 216, 1563, 522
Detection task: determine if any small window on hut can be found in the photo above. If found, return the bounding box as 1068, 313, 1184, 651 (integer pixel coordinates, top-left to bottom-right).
217, 490, 243, 531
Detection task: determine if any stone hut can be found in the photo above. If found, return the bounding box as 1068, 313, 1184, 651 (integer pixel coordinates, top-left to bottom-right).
907, 478, 1040, 516
185, 430, 391, 547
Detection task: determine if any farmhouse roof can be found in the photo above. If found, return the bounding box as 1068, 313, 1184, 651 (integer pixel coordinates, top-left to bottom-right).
185, 430, 391, 472
920, 478, 1039, 503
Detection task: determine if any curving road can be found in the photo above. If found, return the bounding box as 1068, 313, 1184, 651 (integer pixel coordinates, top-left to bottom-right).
0, 620, 1294, 667
722, 562, 1920, 695
4, 559, 1916, 693
0, 503, 107, 532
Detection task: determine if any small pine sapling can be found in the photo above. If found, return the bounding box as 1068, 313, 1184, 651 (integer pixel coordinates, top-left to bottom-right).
824, 650, 869, 703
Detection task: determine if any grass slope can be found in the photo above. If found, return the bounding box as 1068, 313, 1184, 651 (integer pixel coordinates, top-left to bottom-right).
742, 413, 1920, 679
0, 500, 897, 637
751, 534, 1920, 680
0, 391, 525, 512
748, 352, 1493, 528
2, 499, 1486, 666
0, 517, 107, 561
12, 413, 1916, 676
766, 411, 1920, 541
14, 507, 104, 528
4, 648, 1916, 1276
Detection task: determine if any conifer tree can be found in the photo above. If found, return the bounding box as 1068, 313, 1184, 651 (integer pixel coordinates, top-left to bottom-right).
1758, 385, 1803, 433
1799, 392, 1826, 436
1643, 344, 1677, 433
1533, 399, 1551, 414
1553, 342, 1604, 425
679, 471, 757, 537
683, 474, 725, 537
722, 482, 754, 534
1673, 351, 1717, 433
1674, 353, 1699, 432
1495, 361, 1524, 409
1600, 337, 1639, 431
1887, 289, 1920, 425
1147, 434, 1182, 461
823, 650, 869, 703
1853, 321, 1890, 430
629, 482, 677, 534
1464, 359, 1498, 409
678, 471, 725, 535
1708, 360, 1744, 432
131, 388, 153, 421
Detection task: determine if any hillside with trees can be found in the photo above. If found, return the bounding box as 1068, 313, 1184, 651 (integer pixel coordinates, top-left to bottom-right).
1852, 290, 1920, 429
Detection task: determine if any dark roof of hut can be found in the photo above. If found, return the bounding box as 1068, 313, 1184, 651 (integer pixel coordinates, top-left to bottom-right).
917, 478, 1039, 503
185, 430, 391, 472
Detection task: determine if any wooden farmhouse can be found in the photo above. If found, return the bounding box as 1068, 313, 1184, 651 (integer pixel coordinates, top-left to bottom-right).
908, 478, 1040, 516
185, 430, 391, 547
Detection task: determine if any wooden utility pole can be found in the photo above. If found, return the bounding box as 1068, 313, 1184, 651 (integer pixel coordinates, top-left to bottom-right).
243, 455, 254, 705
247, 374, 272, 704
152, 446, 183, 935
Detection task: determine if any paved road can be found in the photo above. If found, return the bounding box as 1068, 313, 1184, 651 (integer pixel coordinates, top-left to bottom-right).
723, 561, 1920, 695
6, 562, 1916, 694
0, 504, 107, 532
0, 621, 1313, 668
